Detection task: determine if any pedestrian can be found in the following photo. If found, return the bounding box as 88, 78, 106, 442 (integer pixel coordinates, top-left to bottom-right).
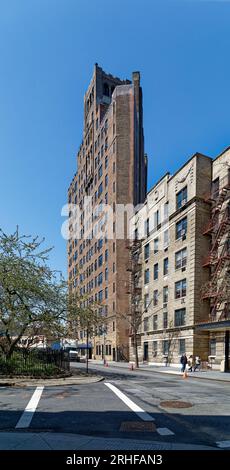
193, 356, 201, 372
180, 353, 188, 373
187, 355, 194, 372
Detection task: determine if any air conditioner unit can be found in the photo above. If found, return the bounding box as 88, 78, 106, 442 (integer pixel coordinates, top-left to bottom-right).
181, 267, 186, 272
163, 303, 168, 309
181, 298, 185, 304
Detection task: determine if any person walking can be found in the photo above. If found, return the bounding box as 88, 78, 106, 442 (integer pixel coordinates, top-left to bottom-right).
193, 356, 201, 372
187, 355, 194, 372
180, 353, 188, 373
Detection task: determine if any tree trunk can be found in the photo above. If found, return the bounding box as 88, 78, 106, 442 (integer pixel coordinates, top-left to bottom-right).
134, 331, 139, 368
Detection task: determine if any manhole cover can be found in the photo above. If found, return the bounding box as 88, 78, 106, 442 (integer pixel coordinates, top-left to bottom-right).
119, 421, 156, 432
160, 400, 193, 409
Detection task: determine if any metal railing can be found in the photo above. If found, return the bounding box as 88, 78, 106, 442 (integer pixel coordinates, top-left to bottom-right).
0, 349, 70, 376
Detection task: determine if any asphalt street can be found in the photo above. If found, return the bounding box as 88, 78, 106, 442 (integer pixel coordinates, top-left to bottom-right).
0, 363, 230, 449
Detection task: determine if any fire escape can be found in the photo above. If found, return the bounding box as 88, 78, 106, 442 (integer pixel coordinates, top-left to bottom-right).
125, 238, 143, 360
201, 173, 230, 321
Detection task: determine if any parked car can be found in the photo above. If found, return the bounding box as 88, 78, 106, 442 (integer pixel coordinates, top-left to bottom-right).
69, 350, 80, 362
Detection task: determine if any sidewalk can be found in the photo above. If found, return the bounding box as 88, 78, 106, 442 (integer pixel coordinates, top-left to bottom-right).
88, 359, 230, 382
0, 431, 218, 450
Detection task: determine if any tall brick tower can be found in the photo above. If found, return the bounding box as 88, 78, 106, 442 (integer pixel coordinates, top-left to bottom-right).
68, 64, 147, 361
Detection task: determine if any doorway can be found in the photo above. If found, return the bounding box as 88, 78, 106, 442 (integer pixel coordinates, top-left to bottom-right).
143, 342, 149, 361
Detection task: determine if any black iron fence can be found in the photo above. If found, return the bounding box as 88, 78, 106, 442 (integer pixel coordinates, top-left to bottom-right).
0, 348, 70, 376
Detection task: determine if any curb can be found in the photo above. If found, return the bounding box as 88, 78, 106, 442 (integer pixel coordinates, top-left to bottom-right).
0, 376, 104, 387
146, 369, 230, 383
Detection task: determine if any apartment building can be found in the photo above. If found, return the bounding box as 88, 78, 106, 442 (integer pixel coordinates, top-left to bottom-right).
129, 148, 230, 370
198, 147, 230, 371
68, 64, 147, 361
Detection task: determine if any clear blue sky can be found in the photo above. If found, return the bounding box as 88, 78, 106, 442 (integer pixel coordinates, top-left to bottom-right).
0, 0, 230, 274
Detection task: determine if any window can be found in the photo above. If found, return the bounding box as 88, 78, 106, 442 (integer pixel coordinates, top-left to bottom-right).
153, 289, 158, 306
163, 286, 168, 303
105, 267, 108, 281
98, 182, 103, 197
113, 181, 115, 192
103, 83, 109, 97
163, 258, 168, 276
105, 156, 108, 168
105, 192, 108, 204
210, 338, 216, 356
144, 269, 149, 284
98, 272, 103, 285
98, 165, 103, 179
144, 243, 150, 260
113, 242, 115, 253
176, 186, 187, 210
163, 229, 169, 248
154, 238, 158, 254
105, 174, 108, 187
105, 287, 108, 299
163, 340, 169, 355
113, 161, 115, 173
154, 263, 158, 280
175, 308, 186, 326
179, 339, 186, 354
98, 254, 103, 267
143, 317, 149, 332
175, 248, 187, 269
113, 283, 115, 293
164, 202, 169, 221
113, 321, 115, 332
175, 279, 186, 298
113, 142, 116, 153
105, 249, 108, 262
163, 312, 168, 329
176, 217, 187, 240
154, 210, 160, 227
113, 262, 115, 273
145, 218, 150, 237
98, 290, 103, 302
153, 314, 158, 330
153, 341, 157, 357
212, 177, 219, 199
144, 293, 149, 310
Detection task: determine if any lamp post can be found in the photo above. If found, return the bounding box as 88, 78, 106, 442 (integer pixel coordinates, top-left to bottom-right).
102, 325, 106, 365
86, 325, 89, 374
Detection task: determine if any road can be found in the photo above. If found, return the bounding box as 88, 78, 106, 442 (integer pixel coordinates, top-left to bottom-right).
0, 362, 230, 449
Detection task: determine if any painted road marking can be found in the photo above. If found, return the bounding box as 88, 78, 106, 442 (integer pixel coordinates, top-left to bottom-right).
216, 440, 230, 448
156, 427, 175, 436
105, 382, 154, 422
15, 386, 44, 429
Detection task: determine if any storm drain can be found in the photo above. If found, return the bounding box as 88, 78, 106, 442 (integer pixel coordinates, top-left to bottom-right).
119, 421, 156, 432
160, 400, 193, 409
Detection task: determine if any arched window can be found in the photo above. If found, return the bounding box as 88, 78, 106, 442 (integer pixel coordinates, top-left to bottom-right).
103, 83, 109, 97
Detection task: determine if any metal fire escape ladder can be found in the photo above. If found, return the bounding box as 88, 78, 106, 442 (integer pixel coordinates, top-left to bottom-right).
201, 173, 230, 321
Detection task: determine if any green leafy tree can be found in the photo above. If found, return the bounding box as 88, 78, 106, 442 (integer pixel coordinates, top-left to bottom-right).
0, 228, 84, 358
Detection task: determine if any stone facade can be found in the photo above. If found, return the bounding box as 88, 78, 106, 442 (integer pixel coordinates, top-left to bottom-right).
129, 149, 230, 369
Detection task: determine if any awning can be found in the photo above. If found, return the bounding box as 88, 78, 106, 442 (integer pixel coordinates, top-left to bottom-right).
76, 343, 92, 349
